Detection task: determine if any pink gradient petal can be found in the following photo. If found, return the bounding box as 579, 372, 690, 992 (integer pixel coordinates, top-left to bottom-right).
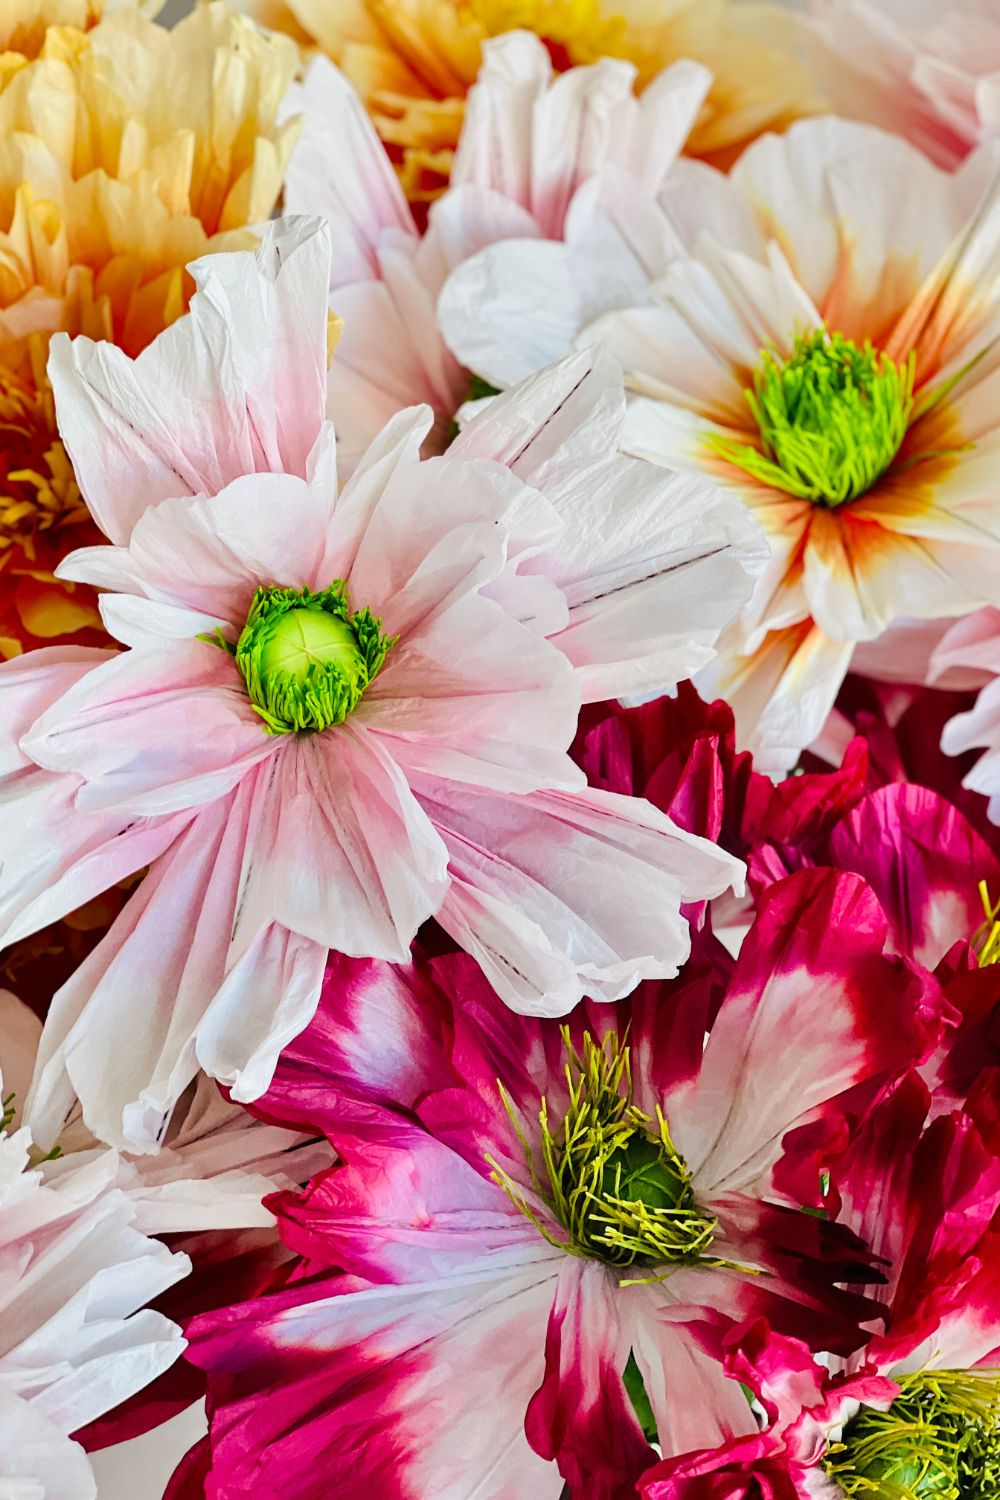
22, 640, 274, 817
231, 729, 449, 963
0, 774, 188, 950
424, 782, 743, 1015
524, 1258, 653, 1499
674, 868, 947, 1197
0, 647, 114, 775
48, 218, 332, 544
186, 1263, 562, 1499
77, 464, 346, 630
24, 772, 327, 1152
284, 57, 417, 285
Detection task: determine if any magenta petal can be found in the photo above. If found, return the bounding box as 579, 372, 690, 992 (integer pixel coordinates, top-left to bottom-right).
525, 1259, 653, 1500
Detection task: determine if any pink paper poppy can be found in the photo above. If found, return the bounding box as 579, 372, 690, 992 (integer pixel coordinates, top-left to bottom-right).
180, 867, 948, 1498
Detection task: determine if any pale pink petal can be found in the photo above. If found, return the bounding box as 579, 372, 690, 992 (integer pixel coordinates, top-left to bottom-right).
364, 588, 581, 793
0, 646, 112, 775
284, 56, 417, 284
231, 729, 449, 964
49, 218, 332, 543
0, 1394, 96, 1499
22, 640, 275, 817
24, 773, 328, 1152
422, 781, 744, 1016
0, 772, 187, 950
343, 453, 530, 637
77, 463, 344, 629
468, 351, 766, 699
326, 260, 465, 475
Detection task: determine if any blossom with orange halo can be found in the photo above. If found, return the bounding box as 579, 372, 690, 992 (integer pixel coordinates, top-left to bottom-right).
441, 118, 1000, 773
0, 0, 299, 658
250, 0, 816, 202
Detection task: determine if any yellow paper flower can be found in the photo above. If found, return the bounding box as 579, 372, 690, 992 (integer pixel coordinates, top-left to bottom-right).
0, 0, 299, 656
251, 0, 816, 201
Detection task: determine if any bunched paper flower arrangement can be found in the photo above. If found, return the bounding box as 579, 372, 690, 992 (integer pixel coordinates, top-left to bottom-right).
1, 1, 1000, 1497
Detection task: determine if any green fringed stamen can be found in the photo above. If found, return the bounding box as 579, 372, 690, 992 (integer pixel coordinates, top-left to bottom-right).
824, 1368, 1000, 1499
707, 328, 917, 508
488, 1029, 741, 1279
231, 581, 395, 736
1, 1092, 14, 1132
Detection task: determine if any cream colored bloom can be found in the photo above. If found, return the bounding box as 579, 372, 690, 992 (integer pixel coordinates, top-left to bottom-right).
0, 0, 298, 657
252, 0, 816, 201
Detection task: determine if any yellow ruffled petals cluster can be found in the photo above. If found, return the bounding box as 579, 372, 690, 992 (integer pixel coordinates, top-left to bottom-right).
253, 0, 816, 201
0, 0, 299, 656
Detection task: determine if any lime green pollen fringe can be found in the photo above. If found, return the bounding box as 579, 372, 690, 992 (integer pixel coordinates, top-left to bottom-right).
488, 1029, 747, 1281
824, 1369, 1000, 1500
209, 581, 395, 736
707, 328, 916, 508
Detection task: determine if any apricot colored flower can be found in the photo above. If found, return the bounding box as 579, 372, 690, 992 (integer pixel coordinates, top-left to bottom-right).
443, 118, 1000, 771
0, 0, 298, 658
254, 0, 815, 202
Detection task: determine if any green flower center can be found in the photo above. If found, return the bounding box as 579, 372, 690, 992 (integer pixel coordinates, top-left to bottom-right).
489, 1029, 720, 1275
824, 1370, 1000, 1499
234, 582, 394, 736
709, 328, 916, 508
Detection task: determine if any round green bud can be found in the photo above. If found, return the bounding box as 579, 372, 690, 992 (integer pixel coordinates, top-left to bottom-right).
234, 582, 393, 736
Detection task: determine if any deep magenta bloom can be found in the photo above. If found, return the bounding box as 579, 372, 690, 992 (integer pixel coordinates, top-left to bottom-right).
181, 868, 947, 1498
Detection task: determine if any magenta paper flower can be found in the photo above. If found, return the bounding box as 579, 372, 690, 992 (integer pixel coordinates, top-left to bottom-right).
0, 215, 762, 1153
180, 868, 948, 1498
641, 1068, 1000, 1500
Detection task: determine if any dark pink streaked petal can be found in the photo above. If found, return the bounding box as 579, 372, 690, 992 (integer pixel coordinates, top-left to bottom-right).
524, 1258, 654, 1500
185, 1263, 562, 1499
252, 953, 456, 1139
672, 868, 948, 1199
639, 1320, 897, 1500
268, 1119, 538, 1284
829, 782, 1000, 968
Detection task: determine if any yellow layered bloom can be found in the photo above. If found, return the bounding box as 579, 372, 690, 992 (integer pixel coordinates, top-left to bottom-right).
0, 0, 299, 656
251, 0, 816, 201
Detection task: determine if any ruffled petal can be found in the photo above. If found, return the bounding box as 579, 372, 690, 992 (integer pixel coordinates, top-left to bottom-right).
674, 868, 947, 1198
22, 640, 275, 817
422, 781, 743, 1016
49, 217, 332, 544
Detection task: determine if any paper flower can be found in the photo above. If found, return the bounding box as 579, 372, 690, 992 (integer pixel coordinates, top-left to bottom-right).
0, 0, 298, 658
804, 0, 1000, 168
441, 117, 1000, 770
0, 215, 761, 1152
283, 36, 711, 473
180, 868, 947, 1496
0, 1034, 190, 1498
641, 1070, 1000, 1500
932, 608, 1000, 825
252, 0, 814, 202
